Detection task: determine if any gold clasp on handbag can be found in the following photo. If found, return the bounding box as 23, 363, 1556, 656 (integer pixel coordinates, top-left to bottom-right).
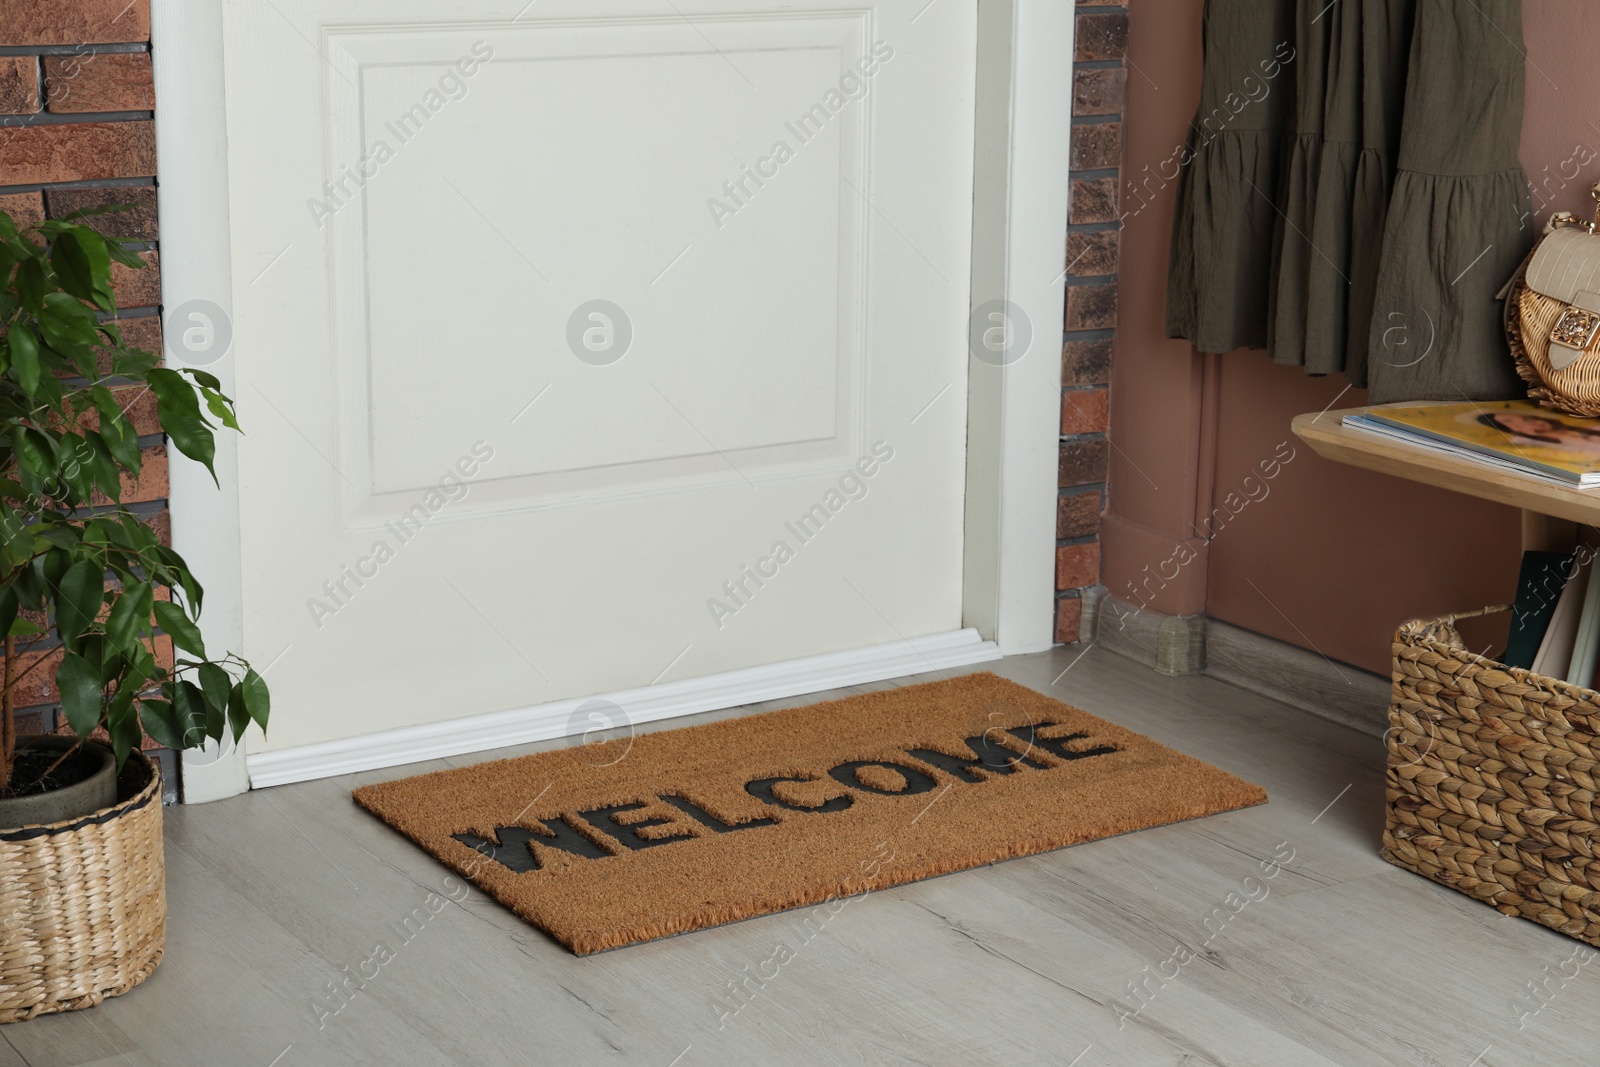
1550, 306, 1600, 351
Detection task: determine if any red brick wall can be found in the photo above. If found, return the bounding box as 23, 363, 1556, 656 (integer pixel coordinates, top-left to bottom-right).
0, 0, 170, 749
1057, 1, 1125, 642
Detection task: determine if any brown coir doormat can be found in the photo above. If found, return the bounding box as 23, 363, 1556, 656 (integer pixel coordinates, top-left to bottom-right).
353, 673, 1266, 954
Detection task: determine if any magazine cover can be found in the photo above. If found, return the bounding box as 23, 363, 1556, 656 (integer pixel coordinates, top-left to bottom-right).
1360, 400, 1600, 481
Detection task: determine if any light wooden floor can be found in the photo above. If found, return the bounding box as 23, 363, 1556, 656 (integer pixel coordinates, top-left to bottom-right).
4, 646, 1595, 1067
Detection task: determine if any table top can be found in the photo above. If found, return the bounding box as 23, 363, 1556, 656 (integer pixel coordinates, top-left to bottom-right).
1291, 405, 1600, 526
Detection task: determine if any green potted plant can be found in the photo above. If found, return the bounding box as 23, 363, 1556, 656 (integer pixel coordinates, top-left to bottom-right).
0, 206, 266, 1022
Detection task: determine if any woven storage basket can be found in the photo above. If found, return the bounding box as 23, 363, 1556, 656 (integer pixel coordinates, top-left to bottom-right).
0, 751, 165, 1022
1386, 606, 1600, 944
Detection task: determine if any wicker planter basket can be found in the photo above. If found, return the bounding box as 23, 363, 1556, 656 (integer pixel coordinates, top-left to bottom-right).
1386, 606, 1600, 945
0, 751, 165, 1023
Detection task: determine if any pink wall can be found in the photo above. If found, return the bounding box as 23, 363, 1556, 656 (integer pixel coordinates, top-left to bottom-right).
1519, 0, 1600, 225
1110, 0, 1589, 677
1101, 0, 1211, 620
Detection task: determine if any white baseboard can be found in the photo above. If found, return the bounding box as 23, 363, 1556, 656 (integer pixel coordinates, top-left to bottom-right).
245, 628, 1003, 788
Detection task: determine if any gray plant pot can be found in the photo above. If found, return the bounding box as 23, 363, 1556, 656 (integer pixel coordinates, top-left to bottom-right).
0, 736, 119, 830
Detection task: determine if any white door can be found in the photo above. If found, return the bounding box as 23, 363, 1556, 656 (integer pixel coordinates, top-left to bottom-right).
221, 0, 979, 753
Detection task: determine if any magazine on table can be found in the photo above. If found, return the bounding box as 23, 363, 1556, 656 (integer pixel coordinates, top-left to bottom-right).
1343, 400, 1600, 488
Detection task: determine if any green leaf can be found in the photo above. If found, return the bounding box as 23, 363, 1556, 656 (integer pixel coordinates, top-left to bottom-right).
14, 259, 45, 310
153, 548, 203, 615
172, 679, 217, 744
139, 699, 188, 750
83, 431, 123, 503
0, 586, 17, 641
54, 558, 105, 647
107, 700, 140, 767
240, 667, 271, 731
81, 634, 111, 684
202, 389, 241, 432
226, 687, 250, 743
80, 519, 112, 545
103, 240, 145, 270
0, 507, 31, 568
8, 322, 40, 395
10, 579, 40, 619
93, 394, 141, 474
111, 343, 159, 379
153, 599, 206, 657
12, 426, 57, 482
57, 650, 103, 736
14, 559, 45, 613
164, 409, 216, 475
148, 368, 218, 478
55, 432, 96, 503
50, 229, 114, 312
34, 523, 82, 551
108, 645, 152, 719
146, 367, 199, 418
104, 579, 151, 649
40, 291, 102, 348
199, 661, 231, 717
37, 549, 67, 596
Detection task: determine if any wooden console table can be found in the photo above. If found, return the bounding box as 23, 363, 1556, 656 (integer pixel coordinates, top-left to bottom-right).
1291, 405, 1589, 550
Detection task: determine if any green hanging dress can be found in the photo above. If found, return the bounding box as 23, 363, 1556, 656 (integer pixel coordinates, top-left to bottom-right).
1270, 0, 1415, 377
1169, 0, 1530, 404
1166, 0, 1298, 354
1362, 0, 1531, 402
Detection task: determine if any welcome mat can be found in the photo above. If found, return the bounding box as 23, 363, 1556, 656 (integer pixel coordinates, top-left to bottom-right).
353, 673, 1266, 954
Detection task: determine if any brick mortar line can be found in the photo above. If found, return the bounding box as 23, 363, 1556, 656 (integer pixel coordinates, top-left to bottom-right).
1, 111, 154, 127
0, 44, 149, 57
0, 176, 157, 195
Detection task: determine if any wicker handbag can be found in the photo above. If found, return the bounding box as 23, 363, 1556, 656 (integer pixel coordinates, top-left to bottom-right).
1506, 182, 1600, 416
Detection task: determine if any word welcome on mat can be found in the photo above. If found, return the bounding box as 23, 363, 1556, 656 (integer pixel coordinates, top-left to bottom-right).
354, 673, 1267, 954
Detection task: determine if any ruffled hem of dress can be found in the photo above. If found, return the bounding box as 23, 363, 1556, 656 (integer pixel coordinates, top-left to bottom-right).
1166, 127, 1290, 355
1362, 164, 1534, 403
1270, 134, 1387, 373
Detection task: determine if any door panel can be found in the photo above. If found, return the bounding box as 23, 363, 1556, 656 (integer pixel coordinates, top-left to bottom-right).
223, 0, 978, 750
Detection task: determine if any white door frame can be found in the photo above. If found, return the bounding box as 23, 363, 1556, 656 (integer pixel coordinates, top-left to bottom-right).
151, 0, 1073, 801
